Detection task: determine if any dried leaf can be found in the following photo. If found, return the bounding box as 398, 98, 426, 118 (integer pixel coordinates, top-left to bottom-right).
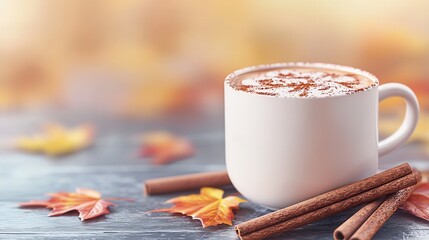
16, 123, 94, 156
414, 182, 429, 195
150, 187, 246, 227
140, 131, 194, 165
19, 188, 130, 221
400, 183, 429, 221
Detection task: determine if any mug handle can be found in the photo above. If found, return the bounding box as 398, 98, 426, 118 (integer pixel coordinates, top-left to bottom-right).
378, 83, 420, 157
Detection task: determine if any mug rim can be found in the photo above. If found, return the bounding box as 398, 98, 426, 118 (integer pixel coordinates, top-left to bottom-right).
225, 62, 380, 99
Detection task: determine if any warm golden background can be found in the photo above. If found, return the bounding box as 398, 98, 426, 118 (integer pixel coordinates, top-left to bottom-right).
0, 0, 428, 120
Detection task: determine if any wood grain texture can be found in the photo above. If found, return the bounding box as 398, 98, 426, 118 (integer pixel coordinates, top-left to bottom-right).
1, 111, 429, 239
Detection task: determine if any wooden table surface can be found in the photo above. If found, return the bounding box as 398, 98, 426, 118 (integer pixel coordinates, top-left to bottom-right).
1, 110, 429, 239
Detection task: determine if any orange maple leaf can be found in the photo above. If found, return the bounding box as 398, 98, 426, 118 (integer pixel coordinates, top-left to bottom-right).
400, 182, 429, 221
151, 187, 247, 227
19, 188, 128, 221
16, 123, 94, 156
140, 131, 194, 165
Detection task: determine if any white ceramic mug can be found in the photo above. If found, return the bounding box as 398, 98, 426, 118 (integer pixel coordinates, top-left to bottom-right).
224, 63, 419, 209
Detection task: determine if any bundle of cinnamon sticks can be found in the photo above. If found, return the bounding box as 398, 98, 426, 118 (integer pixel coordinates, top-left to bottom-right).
144, 163, 420, 240
333, 170, 421, 240
235, 163, 418, 240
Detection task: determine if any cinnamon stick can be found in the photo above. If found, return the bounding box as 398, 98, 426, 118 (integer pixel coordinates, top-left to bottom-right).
144, 171, 231, 195
235, 163, 417, 240
350, 185, 416, 240
333, 197, 386, 240
335, 169, 421, 240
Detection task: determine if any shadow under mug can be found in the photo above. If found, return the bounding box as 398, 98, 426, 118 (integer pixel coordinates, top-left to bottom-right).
224, 63, 419, 209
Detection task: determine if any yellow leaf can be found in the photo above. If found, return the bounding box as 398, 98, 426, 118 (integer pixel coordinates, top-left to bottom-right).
151, 187, 247, 227
16, 123, 94, 156
379, 112, 429, 144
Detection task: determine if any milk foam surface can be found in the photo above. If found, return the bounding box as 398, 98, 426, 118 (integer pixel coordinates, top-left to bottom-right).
229, 69, 377, 98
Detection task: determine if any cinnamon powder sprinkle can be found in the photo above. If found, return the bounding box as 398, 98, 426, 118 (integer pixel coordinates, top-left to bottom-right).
229, 69, 376, 98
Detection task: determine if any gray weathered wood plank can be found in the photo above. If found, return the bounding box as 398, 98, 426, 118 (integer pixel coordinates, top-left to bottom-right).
1, 111, 429, 239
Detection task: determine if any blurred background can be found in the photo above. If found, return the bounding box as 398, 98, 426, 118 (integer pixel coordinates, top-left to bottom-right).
0, 0, 428, 118
0, 1, 428, 236
0, 0, 428, 158
1, 1, 428, 235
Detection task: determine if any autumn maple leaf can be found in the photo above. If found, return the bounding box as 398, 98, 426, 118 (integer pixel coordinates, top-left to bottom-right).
16, 123, 94, 156
19, 188, 128, 221
140, 131, 194, 165
151, 187, 246, 227
400, 182, 429, 221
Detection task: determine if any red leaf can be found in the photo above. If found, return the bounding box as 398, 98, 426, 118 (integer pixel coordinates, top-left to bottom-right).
139, 132, 195, 165
400, 183, 429, 221
413, 182, 429, 195
19, 188, 129, 221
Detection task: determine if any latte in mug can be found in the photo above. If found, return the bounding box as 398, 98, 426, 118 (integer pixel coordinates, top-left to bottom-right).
225, 63, 419, 209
